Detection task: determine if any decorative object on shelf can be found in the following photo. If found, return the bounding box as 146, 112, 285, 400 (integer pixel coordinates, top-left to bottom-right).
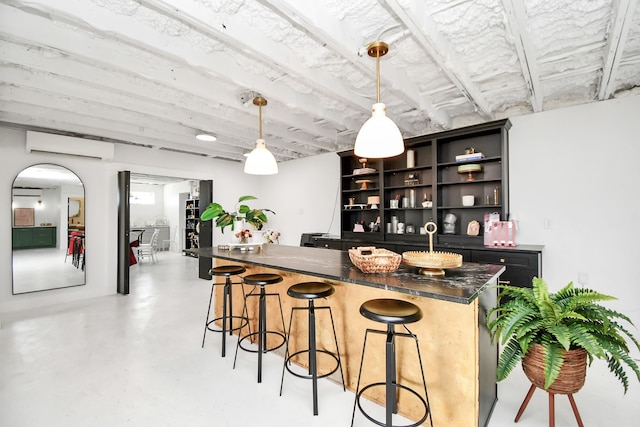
345, 203, 367, 210
354, 158, 376, 175
355, 179, 372, 190
457, 163, 482, 181
235, 228, 252, 244
397, 222, 405, 234
406, 149, 415, 168
455, 147, 485, 162
484, 213, 516, 247
389, 199, 399, 209
493, 186, 500, 205
467, 220, 480, 236
200, 195, 274, 234
422, 193, 432, 208
353, 223, 365, 232
367, 196, 380, 209
486, 278, 640, 425
348, 246, 402, 273
406, 224, 415, 234
404, 172, 419, 186
348, 197, 356, 206
402, 222, 463, 276
462, 195, 475, 206
244, 96, 278, 175
354, 41, 404, 159
443, 213, 457, 234
409, 189, 416, 208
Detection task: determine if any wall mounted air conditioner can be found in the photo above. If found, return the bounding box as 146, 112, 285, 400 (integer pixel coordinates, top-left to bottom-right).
13, 188, 43, 197
26, 131, 115, 161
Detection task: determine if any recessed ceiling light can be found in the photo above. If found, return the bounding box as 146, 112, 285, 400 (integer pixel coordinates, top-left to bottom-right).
196, 133, 217, 142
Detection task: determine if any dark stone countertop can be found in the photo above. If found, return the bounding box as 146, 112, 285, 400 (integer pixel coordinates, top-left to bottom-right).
187, 244, 505, 305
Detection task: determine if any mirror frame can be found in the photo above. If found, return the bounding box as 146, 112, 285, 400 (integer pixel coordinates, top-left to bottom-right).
11, 163, 86, 294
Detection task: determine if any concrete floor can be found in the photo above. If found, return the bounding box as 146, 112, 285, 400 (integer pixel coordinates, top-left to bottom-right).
1, 251, 638, 426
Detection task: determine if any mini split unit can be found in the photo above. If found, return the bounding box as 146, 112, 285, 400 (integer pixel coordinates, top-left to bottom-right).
26, 131, 115, 161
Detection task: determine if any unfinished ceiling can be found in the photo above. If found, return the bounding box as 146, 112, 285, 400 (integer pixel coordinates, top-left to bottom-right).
1, 0, 639, 163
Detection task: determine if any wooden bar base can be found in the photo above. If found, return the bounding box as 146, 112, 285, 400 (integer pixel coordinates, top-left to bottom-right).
213, 260, 498, 427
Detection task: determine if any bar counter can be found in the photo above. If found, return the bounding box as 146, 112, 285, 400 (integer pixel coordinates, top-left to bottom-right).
188, 244, 505, 427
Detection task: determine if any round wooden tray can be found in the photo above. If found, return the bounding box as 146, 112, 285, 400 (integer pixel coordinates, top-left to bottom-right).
402, 222, 462, 276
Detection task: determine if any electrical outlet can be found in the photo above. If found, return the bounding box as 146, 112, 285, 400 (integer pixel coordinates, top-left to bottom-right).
578, 272, 589, 286
543, 218, 552, 229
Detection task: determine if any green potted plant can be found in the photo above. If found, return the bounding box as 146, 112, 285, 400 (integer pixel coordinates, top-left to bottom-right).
200, 195, 274, 233
487, 277, 640, 394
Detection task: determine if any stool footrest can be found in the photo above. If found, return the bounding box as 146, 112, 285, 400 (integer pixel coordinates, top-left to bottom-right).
206, 315, 250, 333
356, 382, 429, 427
238, 331, 286, 354
284, 349, 341, 380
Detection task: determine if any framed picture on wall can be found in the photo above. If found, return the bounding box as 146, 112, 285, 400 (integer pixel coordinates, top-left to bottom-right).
14, 208, 35, 226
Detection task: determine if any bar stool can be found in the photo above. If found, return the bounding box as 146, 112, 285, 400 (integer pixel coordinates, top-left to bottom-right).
233, 273, 286, 383
202, 265, 250, 357
351, 298, 432, 427
279, 282, 345, 415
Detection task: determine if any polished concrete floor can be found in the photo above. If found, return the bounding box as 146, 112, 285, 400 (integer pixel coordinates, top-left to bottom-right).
12, 247, 85, 294
1, 251, 638, 426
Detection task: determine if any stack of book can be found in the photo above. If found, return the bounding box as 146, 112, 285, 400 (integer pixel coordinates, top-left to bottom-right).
455, 152, 484, 162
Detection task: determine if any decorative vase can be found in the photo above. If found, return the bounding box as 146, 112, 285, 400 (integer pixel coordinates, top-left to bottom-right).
522, 343, 587, 394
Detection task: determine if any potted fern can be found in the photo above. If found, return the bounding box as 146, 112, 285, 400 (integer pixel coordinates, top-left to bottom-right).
487, 277, 640, 395
200, 195, 274, 234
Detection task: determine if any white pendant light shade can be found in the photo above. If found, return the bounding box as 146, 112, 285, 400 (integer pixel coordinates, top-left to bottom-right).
354, 102, 404, 158
355, 41, 404, 159
244, 139, 278, 175
244, 96, 278, 175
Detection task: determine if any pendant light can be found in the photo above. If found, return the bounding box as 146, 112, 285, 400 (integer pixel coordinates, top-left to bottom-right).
244, 96, 278, 175
354, 41, 404, 158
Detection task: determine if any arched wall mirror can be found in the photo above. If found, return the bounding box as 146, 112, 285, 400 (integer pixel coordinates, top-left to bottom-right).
11, 164, 85, 294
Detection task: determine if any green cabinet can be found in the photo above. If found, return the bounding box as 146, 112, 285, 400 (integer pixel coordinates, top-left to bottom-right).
12, 227, 57, 249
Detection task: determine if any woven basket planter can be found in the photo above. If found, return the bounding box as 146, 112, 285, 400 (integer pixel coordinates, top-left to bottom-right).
522, 343, 587, 395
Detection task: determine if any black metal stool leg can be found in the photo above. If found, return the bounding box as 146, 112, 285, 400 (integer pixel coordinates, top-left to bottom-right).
309, 300, 318, 415
258, 284, 266, 383
220, 282, 230, 357
386, 324, 397, 425
201, 283, 215, 348
226, 276, 234, 337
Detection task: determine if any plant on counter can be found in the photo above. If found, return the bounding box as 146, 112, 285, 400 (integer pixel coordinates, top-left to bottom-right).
487, 277, 640, 393
200, 195, 274, 233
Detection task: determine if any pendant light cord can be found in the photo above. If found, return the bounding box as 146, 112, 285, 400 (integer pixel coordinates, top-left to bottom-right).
258, 104, 263, 139
376, 53, 381, 104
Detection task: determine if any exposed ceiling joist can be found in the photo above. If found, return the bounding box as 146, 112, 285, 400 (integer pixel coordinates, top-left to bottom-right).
502, 0, 543, 112
381, 0, 493, 120
598, 0, 638, 100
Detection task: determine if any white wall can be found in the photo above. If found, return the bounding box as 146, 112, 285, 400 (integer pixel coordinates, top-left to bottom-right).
2, 94, 639, 331
257, 152, 341, 245
0, 128, 255, 314
509, 95, 640, 327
